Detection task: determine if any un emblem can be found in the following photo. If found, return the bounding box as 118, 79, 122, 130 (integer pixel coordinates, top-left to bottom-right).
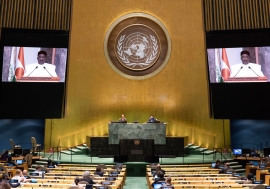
104, 13, 171, 80
115, 25, 160, 70
134, 140, 140, 145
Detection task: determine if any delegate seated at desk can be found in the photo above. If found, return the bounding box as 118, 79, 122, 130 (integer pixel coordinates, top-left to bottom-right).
148, 115, 156, 123
23, 50, 58, 77
118, 114, 127, 123
230, 50, 265, 78
7, 157, 17, 166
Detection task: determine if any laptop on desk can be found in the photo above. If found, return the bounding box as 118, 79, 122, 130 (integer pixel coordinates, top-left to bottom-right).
16, 160, 23, 165
153, 183, 163, 189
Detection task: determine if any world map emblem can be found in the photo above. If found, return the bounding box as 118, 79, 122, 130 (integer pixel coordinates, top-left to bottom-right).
104, 13, 171, 80
115, 25, 160, 70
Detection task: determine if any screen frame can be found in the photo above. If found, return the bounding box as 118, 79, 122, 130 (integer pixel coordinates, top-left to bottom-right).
206, 29, 270, 119
0, 28, 69, 118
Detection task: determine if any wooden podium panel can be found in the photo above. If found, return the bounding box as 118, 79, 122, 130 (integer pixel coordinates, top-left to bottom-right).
224, 77, 267, 83
119, 139, 154, 162
16, 77, 60, 82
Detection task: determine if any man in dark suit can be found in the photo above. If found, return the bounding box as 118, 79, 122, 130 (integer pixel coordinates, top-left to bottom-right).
148, 115, 156, 123
118, 114, 127, 122
151, 171, 166, 188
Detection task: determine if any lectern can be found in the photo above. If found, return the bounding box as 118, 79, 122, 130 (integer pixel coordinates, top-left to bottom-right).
224, 77, 267, 83
119, 139, 154, 162
16, 77, 60, 82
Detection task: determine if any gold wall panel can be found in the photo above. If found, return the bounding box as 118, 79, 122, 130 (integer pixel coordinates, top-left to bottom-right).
0, 0, 71, 32
44, 0, 231, 150
204, 0, 270, 31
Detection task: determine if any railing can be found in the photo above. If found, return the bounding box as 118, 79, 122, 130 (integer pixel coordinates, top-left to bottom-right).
212, 148, 227, 162
48, 146, 230, 164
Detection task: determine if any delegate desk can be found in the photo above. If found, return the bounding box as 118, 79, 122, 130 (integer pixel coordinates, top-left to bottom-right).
108, 122, 166, 144
234, 157, 260, 168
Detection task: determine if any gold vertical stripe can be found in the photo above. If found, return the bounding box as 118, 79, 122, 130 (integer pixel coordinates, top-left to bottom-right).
29, 0, 35, 28
53, 0, 56, 29
0, 0, 71, 30
261, 0, 266, 27
243, 1, 247, 29
235, 1, 239, 29
265, 1, 270, 28
229, 0, 233, 29
249, 0, 252, 29
213, 0, 217, 30
203, 0, 270, 30
205, 0, 211, 31
6, 0, 12, 28
209, 1, 214, 30
49, 0, 52, 29
18, 0, 23, 28
25, 0, 30, 27
44, 0, 48, 29
254, 0, 258, 28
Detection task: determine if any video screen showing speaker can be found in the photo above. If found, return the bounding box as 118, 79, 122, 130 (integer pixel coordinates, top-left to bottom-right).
206, 29, 270, 119
0, 28, 69, 118
207, 47, 268, 83
2, 47, 67, 82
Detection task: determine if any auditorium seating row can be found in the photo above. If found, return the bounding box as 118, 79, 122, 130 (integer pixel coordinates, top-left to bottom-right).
147, 164, 267, 189
0, 163, 126, 189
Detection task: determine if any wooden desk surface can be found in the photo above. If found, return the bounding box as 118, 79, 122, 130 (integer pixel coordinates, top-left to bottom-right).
265, 175, 270, 185
256, 169, 270, 181
51, 167, 126, 172
58, 164, 126, 168
234, 157, 260, 161
146, 164, 212, 168
46, 171, 125, 177
22, 182, 119, 189
24, 178, 123, 189
12, 156, 42, 160
146, 168, 219, 171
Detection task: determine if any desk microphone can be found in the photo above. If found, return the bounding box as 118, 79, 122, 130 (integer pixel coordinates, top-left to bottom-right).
26, 66, 38, 77
248, 66, 259, 76
43, 66, 53, 77
234, 66, 243, 77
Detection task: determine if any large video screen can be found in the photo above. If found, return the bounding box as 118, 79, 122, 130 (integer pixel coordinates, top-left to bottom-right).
206, 30, 270, 119
2, 47, 67, 82
0, 29, 69, 118
207, 47, 269, 83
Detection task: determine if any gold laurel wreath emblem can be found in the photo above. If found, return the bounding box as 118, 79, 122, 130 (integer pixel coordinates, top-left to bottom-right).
117, 35, 159, 68
134, 139, 140, 145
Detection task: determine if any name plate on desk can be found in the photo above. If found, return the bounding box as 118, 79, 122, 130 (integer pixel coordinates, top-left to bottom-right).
108, 123, 166, 144
131, 150, 143, 154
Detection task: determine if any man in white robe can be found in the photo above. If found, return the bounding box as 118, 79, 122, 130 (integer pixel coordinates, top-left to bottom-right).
230, 50, 264, 77
23, 50, 57, 77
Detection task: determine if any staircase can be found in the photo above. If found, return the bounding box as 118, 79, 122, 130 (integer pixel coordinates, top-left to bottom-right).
60, 144, 89, 155
185, 143, 216, 155
226, 160, 246, 174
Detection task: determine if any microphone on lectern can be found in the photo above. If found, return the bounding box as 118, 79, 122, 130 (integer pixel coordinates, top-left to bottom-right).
26, 66, 38, 77
233, 66, 243, 77
43, 66, 53, 77
248, 66, 259, 76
